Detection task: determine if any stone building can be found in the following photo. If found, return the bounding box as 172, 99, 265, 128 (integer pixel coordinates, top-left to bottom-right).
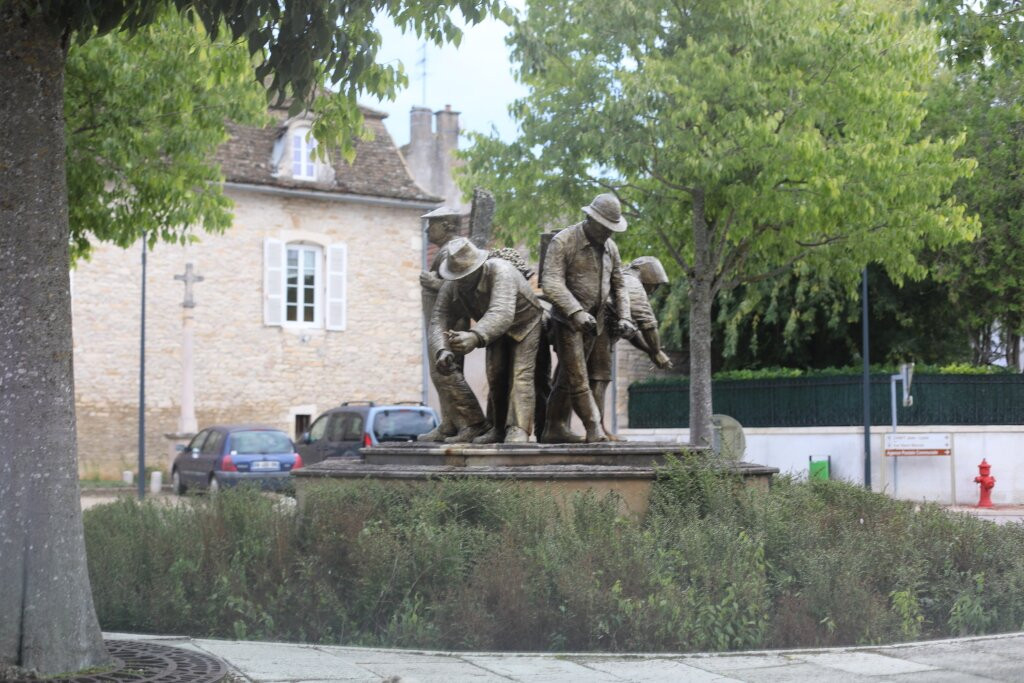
72, 106, 440, 478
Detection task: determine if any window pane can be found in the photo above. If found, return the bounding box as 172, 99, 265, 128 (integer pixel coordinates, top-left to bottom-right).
304, 273, 314, 287
293, 135, 302, 161
303, 305, 314, 322
304, 250, 315, 270
287, 250, 297, 267
229, 430, 293, 454
286, 288, 296, 304
286, 304, 297, 321
306, 161, 315, 178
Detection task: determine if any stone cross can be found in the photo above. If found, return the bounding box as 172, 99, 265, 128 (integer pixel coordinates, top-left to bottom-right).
174, 263, 204, 308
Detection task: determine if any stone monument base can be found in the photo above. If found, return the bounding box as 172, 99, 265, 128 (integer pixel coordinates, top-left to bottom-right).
291, 442, 778, 519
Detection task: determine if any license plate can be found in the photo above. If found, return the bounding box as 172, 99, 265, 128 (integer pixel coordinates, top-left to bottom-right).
251, 461, 281, 471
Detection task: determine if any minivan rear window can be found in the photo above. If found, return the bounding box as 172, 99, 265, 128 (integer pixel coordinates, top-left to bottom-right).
373, 410, 436, 441
230, 430, 293, 454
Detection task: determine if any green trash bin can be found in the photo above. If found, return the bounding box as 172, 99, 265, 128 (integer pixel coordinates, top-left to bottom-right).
809, 456, 831, 481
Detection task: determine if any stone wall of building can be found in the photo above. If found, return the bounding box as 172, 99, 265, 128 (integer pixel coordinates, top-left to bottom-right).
72, 188, 427, 478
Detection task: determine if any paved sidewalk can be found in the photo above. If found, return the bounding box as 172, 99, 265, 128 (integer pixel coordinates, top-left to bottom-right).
105, 631, 1024, 682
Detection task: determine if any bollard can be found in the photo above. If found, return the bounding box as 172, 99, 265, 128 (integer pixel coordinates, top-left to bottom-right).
149, 471, 163, 495
974, 459, 996, 508
122, 470, 133, 485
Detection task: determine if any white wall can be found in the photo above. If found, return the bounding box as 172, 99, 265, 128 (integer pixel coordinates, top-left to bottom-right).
619, 425, 1024, 505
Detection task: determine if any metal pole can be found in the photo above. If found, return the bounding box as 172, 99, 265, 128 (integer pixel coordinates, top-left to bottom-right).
862, 267, 871, 490
138, 236, 146, 500
891, 373, 899, 495
421, 219, 429, 406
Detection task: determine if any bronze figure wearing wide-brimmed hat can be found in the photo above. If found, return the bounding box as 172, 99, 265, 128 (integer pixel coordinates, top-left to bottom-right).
418, 211, 489, 444
539, 193, 636, 443
429, 238, 543, 444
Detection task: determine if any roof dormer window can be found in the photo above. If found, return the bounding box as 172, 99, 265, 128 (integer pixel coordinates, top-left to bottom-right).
292, 126, 317, 180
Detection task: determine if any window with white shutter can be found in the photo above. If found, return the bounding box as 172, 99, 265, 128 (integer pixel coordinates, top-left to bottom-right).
265, 237, 345, 331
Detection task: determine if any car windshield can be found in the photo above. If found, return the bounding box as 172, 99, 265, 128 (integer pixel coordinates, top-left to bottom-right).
229, 430, 293, 455
373, 410, 435, 441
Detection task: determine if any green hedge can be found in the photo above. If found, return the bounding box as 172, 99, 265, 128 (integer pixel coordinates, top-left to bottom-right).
84, 472, 1024, 651
629, 374, 1024, 428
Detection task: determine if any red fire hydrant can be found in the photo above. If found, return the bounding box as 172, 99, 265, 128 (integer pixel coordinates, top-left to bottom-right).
974, 459, 996, 508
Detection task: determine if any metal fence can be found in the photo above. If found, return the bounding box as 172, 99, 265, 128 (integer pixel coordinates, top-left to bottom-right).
628, 374, 1024, 428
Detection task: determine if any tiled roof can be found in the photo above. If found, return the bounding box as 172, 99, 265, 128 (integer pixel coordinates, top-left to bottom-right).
215, 106, 440, 203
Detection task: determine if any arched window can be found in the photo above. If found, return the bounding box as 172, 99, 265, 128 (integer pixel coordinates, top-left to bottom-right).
291, 126, 317, 180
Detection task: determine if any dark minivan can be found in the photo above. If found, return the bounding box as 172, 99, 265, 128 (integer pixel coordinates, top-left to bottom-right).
296, 402, 438, 465
172, 425, 302, 494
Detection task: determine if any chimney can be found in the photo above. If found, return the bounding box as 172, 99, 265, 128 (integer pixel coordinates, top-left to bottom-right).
434, 105, 462, 209
405, 106, 435, 194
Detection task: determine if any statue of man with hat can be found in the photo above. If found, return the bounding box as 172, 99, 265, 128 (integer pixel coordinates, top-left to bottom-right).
588, 255, 674, 431
540, 193, 636, 442
429, 237, 543, 443
417, 207, 489, 443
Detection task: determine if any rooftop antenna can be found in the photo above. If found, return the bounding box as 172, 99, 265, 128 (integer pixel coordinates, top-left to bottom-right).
417, 42, 427, 106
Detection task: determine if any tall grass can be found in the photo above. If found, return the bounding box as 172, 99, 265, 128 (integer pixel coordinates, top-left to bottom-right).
84, 462, 1024, 651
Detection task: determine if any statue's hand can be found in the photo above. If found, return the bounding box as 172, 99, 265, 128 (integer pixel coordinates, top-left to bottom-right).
571, 310, 597, 334
447, 330, 479, 354
436, 350, 458, 375
617, 319, 638, 339
419, 271, 442, 291
652, 350, 673, 369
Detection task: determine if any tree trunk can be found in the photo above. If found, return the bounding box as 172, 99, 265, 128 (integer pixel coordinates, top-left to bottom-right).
0, 10, 110, 675
688, 189, 714, 447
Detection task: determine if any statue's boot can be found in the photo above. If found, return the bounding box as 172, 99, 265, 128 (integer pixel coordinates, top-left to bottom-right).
503, 426, 529, 443
540, 387, 583, 443
589, 379, 619, 441
445, 420, 491, 443
471, 425, 505, 444
572, 390, 608, 443
418, 422, 456, 442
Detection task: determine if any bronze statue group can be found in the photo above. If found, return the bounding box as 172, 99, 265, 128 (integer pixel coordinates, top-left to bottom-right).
419, 194, 672, 445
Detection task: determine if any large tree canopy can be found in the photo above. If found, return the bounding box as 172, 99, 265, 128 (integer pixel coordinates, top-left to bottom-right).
462, 0, 977, 444
65, 9, 267, 259
0, 0, 504, 676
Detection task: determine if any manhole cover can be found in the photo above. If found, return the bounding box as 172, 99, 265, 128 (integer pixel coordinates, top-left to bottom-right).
14, 640, 229, 683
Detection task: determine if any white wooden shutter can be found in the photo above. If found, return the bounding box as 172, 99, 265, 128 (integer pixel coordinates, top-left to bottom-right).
325, 242, 347, 331
263, 238, 284, 326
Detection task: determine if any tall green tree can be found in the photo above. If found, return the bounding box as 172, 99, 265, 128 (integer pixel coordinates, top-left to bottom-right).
462, 0, 976, 445
0, 0, 503, 675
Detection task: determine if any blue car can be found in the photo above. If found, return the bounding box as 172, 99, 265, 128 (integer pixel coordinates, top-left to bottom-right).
171, 425, 303, 494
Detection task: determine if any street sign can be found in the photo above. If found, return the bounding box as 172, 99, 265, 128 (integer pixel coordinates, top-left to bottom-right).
884, 433, 951, 456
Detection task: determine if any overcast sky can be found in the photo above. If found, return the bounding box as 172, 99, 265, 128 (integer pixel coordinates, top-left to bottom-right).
368, 8, 528, 148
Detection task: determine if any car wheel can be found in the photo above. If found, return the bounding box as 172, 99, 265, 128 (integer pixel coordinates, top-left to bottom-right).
172, 469, 186, 495
208, 474, 220, 494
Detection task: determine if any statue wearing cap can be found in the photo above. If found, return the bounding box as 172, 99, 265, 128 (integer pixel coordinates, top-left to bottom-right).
417, 207, 489, 443
429, 238, 543, 443
540, 193, 637, 443
588, 255, 673, 430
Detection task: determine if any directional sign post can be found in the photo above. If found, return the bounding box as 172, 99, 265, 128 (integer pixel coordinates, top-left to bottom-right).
884, 433, 952, 457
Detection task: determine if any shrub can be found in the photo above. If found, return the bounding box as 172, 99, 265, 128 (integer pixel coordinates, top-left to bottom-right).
84, 471, 1024, 652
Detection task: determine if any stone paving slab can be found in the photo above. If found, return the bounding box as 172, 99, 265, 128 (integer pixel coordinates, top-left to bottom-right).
796, 651, 937, 676
462, 654, 623, 681
576, 657, 739, 682
191, 640, 377, 681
